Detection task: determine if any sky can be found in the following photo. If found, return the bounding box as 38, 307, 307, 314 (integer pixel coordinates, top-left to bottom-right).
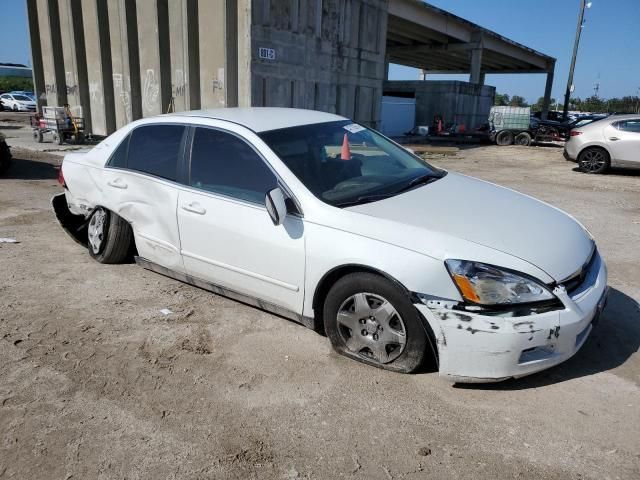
0, 0, 638, 103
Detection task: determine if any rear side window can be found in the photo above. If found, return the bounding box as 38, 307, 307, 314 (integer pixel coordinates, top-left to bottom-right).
107, 135, 129, 168
127, 124, 186, 181
615, 120, 640, 133
189, 127, 277, 204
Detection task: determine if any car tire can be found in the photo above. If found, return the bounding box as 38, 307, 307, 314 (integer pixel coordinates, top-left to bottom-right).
323, 272, 435, 373
578, 147, 610, 174
87, 207, 134, 264
495, 130, 514, 146
514, 132, 532, 146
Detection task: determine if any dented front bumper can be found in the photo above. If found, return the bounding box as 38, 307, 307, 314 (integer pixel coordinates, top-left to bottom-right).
416, 253, 608, 383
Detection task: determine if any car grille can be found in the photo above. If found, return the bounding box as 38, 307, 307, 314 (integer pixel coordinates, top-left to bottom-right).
560, 247, 597, 293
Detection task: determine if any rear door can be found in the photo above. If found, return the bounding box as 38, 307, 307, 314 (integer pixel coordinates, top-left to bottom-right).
176, 125, 305, 314
605, 119, 640, 164
102, 123, 187, 272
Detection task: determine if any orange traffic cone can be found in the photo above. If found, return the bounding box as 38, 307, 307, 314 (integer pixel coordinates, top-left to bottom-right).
341, 133, 351, 160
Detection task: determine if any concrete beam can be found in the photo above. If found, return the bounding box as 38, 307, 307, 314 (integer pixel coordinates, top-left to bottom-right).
387, 41, 480, 56
388, 1, 471, 43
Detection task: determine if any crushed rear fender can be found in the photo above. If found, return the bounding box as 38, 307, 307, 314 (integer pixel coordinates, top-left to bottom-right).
51, 192, 88, 246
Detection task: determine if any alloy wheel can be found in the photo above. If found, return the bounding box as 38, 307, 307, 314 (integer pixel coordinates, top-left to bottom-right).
336, 292, 407, 364
580, 149, 606, 172
87, 208, 107, 254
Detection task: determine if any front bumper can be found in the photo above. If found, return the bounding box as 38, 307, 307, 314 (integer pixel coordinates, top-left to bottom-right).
417, 252, 608, 382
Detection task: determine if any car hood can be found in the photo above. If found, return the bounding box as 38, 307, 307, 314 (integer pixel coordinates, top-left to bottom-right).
347, 172, 593, 282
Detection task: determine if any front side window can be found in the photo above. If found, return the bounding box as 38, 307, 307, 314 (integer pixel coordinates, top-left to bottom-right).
127, 124, 186, 181
189, 127, 277, 204
616, 120, 640, 133
259, 121, 444, 207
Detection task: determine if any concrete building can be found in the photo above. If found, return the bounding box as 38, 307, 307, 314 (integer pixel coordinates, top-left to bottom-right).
26, 0, 555, 137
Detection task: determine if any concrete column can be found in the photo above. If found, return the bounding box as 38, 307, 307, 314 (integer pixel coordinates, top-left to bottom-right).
541, 61, 555, 120
237, 0, 252, 107
81, 0, 104, 134
68, 0, 92, 132
478, 72, 486, 86
58, 0, 81, 113
26, 0, 46, 110
136, 0, 165, 116
35, 0, 60, 106
168, 0, 188, 112
225, 0, 239, 108
108, 0, 134, 127
198, 0, 227, 108
469, 46, 483, 84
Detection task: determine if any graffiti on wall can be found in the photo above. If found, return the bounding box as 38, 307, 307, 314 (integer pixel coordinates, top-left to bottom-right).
172, 69, 186, 98
113, 73, 132, 123
142, 69, 159, 112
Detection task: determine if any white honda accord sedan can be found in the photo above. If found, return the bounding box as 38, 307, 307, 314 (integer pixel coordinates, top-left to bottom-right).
54, 108, 608, 382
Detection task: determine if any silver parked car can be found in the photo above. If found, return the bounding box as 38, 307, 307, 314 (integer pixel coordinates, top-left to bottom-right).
564, 114, 640, 173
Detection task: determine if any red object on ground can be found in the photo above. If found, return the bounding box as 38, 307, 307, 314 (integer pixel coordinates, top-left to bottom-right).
341, 133, 351, 160
458, 123, 466, 133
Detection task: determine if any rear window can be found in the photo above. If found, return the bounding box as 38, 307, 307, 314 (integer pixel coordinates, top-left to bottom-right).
127, 125, 186, 181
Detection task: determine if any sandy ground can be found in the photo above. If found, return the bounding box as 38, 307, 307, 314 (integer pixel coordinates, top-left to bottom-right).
1, 116, 639, 479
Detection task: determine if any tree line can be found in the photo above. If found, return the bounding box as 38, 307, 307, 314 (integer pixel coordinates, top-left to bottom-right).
494, 92, 640, 114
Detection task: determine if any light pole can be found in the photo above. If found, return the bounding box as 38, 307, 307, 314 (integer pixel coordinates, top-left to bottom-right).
562, 1, 592, 120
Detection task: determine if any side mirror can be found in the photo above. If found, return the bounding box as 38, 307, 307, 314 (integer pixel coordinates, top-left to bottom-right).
265, 187, 287, 226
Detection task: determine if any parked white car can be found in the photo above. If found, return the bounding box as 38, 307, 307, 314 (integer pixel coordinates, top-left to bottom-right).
0, 93, 36, 112
54, 108, 608, 382
564, 114, 640, 173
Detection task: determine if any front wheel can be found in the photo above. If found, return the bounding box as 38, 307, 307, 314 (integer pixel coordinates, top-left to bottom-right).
87, 207, 134, 264
578, 147, 610, 174
323, 273, 435, 373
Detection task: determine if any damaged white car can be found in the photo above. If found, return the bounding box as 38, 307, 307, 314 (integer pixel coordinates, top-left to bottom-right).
53, 108, 609, 382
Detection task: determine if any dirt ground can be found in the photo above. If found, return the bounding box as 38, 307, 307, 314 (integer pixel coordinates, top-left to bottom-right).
1, 118, 639, 479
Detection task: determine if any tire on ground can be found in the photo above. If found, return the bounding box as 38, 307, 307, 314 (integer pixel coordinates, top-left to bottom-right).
515, 132, 532, 146
323, 272, 436, 373
495, 130, 514, 146
88, 208, 134, 264
578, 147, 610, 174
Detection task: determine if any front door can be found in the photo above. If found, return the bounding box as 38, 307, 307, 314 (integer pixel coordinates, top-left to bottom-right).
177, 126, 305, 314
605, 119, 640, 164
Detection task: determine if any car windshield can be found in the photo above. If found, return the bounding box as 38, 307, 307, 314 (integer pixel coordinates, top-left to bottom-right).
259, 120, 445, 207
13, 95, 32, 101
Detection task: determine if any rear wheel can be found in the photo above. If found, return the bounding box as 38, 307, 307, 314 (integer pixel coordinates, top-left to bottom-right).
87, 207, 134, 264
495, 130, 514, 146
323, 273, 435, 373
578, 147, 610, 174
515, 132, 532, 146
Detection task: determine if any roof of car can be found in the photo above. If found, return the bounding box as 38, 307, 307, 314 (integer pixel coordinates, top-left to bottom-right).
172, 107, 348, 132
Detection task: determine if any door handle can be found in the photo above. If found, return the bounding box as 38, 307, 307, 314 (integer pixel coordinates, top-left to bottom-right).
609, 137, 620, 141
181, 202, 206, 215
107, 179, 128, 189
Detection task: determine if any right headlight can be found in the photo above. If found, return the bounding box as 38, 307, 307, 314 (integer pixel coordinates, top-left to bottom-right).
445, 259, 555, 306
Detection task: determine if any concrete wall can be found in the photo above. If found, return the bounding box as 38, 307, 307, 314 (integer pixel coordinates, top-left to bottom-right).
27, 0, 239, 136
383, 80, 496, 130
249, 0, 388, 127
